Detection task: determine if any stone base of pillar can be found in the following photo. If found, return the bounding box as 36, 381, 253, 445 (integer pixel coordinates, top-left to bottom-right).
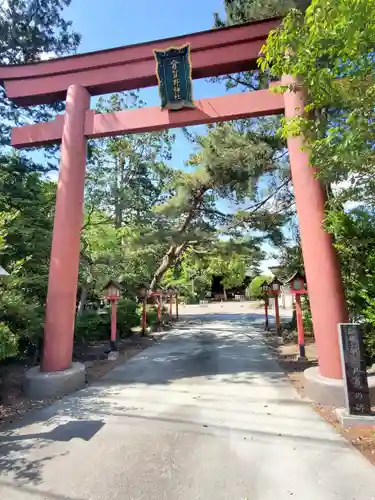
24, 362, 86, 399
304, 367, 375, 407
335, 408, 375, 428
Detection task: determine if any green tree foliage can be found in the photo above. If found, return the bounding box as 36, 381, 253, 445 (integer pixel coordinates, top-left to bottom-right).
163, 240, 262, 302
75, 298, 140, 343
248, 275, 270, 299
260, 0, 375, 206
259, 0, 375, 359
213, 0, 310, 92
78, 92, 177, 306
325, 209, 375, 364
0, 322, 18, 361
7, 0, 375, 367
325, 209, 375, 325
0, 0, 295, 365
87, 92, 175, 229
0, 0, 80, 144
0, 0, 80, 363
162, 249, 212, 301
0, 154, 55, 356
215, 0, 309, 25
274, 221, 304, 281
207, 252, 247, 300
149, 117, 294, 289
207, 0, 301, 286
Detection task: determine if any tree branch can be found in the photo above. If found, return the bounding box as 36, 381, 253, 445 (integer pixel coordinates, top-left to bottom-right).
242, 177, 291, 213
226, 177, 292, 230
227, 75, 257, 90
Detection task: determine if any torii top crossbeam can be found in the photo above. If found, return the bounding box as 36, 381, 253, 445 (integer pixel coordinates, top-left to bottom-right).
0, 17, 279, 106
0, 17, 285, 148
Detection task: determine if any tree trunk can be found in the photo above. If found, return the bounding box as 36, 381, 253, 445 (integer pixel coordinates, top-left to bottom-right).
114, 156, 126, 229
149, 186, 208, 290
149, 243, 186, 290
77, 284, 89, 316
223, 287, 227, 301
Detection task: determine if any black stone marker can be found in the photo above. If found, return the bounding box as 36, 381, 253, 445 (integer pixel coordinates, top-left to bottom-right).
338, 323, 371, 415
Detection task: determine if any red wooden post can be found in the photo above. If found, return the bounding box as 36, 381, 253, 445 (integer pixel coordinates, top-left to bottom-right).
283, 75, 348, 378
274, 294, 281, 335
42, 84, 90, 372
295, 294, 306, 358
110, 299, 117, 350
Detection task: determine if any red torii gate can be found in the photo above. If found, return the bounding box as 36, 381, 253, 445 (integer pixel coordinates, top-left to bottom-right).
0, 17, 348, 388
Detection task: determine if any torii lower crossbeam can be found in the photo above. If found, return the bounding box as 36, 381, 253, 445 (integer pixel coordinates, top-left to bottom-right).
11, 90, 284, 148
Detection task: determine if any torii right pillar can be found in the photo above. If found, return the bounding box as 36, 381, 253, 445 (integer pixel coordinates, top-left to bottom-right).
283, 76, 350, 404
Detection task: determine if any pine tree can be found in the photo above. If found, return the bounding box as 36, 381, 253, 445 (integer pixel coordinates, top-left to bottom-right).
215, 0, 310, 25
149, 121, 291, 290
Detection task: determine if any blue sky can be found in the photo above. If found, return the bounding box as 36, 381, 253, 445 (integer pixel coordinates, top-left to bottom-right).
62, 0, 279, 272
64, 0, 237, 170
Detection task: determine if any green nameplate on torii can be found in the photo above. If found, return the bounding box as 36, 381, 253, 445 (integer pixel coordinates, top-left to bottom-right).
154, 44, 195, 111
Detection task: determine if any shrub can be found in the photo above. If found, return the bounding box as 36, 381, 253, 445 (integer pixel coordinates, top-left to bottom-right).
0, 322, 18, 360
364, 325, 375, 367
302, 296, 313, 335
248, 275, 270, 300
146, 306, 159, 325
182, 292, 199, 304
117, 298, 139, 335
74, 311, 108, 343
135, 303, 159, 326
75, 298, 140, 343
0, 290, 44, 358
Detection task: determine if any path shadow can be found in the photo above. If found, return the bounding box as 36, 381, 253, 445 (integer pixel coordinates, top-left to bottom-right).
0, 438, 67, 485
0, 420, 104, 485
0, 480, 86, 499
0, 420, 104, 444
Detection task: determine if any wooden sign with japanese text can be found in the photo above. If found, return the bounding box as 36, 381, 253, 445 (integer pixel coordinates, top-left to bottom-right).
338, 323, 371, 415
154, 44, 195, 111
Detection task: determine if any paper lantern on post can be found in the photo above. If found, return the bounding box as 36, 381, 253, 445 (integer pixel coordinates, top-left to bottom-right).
103, 280, 122, 301
286, 271, 308, 359
289, 272, 307, 294
270, 277, 282, 294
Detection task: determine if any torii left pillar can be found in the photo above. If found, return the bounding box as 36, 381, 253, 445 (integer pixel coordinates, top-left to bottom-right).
42, 84, 90, 373
25, 85, 88, 397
